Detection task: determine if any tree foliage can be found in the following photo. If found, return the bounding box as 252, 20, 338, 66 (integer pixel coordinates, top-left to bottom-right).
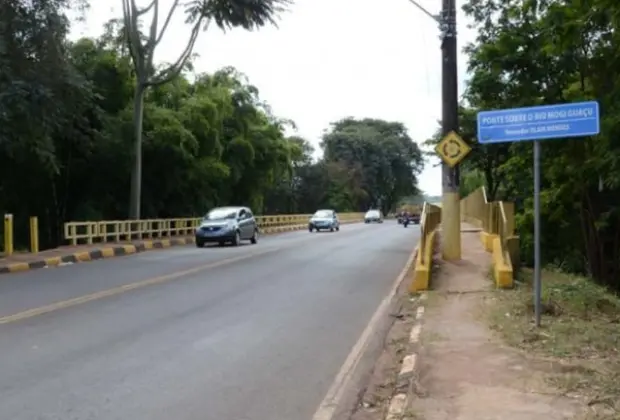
0, 3, 423, 251
121, 0, 292, 218
453, 0, 620, 289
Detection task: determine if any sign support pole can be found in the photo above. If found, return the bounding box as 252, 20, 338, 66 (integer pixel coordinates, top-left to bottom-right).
440, 0, 461, 261
476, 101, 600, 328
533, 140, 542, 327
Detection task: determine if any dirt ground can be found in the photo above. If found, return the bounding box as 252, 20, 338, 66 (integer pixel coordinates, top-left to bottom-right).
409, 230, 585, 420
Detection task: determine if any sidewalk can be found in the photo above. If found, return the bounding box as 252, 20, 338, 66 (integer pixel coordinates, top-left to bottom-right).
408, 226, 583, 419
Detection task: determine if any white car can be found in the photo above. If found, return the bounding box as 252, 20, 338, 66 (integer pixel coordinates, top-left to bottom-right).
364, 210, 383, 223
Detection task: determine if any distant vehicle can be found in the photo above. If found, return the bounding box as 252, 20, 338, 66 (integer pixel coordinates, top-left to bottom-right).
195, 206, 258, 247
402, 211, 421, 228
309, 209, 340, 232
397, 205, 422, 224
364, 209, 383, 223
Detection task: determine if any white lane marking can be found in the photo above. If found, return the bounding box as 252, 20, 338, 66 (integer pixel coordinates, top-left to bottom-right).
386, 393, 407, 420
311, 246, 418, 420
416, 306, 425, 320
409, 324, 422, 343
399, 354, 416, 376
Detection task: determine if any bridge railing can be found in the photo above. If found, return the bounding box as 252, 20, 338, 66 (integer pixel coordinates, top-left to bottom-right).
411, 201, 442, 292
460, 187, 519, 287
63, 212, 365, 246
419, 202, 442, 265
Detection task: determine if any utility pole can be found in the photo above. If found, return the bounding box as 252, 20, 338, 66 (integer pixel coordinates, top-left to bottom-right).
440, 0, 461, 260
406, 0, 461, 260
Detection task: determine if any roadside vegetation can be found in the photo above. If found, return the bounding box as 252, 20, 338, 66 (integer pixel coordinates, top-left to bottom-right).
0, 0, 424, 250
428, 1, 620, 415
422, 0, 620, 293
485, 268, 620, 419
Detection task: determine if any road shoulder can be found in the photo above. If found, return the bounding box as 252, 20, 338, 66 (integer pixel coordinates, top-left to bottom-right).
407, 231, 585, 420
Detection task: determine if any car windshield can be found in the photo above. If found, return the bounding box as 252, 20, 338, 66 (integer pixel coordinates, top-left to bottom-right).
204, 208, 237, 221
366, 210, 380, 217
313, 210, 333, 218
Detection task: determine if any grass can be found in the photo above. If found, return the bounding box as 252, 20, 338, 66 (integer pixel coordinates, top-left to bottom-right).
485, 267, 620, 418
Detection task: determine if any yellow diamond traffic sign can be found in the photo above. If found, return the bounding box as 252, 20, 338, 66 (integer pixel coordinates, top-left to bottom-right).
435, 131, 471, 167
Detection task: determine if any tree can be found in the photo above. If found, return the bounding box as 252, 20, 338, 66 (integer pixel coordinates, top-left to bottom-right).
321, 118, 424, 213
1, 10, 424, 253
460, 0, 620, 290
121, 0, 292, 218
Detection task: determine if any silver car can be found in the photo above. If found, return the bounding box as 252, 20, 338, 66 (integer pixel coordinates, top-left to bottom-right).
195, 206, 258, 247
308, 209, 340, 232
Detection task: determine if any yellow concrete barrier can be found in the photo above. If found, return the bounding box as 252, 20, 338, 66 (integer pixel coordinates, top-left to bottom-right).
491, 236, 513, 288
461, 187, 519, 283
411, 230, 437, 292
410, 202, 441, 292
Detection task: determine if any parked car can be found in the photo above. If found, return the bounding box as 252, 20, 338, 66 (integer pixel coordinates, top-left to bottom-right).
195, 206, 258, 247
308, 209, 340, 232
364, 209, 383, 223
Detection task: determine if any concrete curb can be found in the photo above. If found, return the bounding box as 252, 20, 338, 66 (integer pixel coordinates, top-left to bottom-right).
385, 292, 427, 420
0, 220, 363, 275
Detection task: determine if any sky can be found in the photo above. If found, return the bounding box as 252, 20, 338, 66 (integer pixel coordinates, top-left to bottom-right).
69, 0, 476, 196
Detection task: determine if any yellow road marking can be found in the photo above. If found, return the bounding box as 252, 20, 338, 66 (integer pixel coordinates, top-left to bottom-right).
101, 248, 115, 258
0, 249, 276, 325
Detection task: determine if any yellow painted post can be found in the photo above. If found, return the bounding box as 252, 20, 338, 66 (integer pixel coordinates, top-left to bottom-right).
3, 214, 14, 256
30, 216, 39, 253
435, 131, 470, 261
441, 191, 461, 260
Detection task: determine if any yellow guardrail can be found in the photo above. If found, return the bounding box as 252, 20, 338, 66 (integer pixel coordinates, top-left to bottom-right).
63, 212, 365, 246
411, 202, 442, 292
1, 214, 39, 256
460, 187, 519, 287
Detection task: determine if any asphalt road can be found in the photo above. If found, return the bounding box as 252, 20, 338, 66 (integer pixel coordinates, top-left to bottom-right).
0, 222, 420, 420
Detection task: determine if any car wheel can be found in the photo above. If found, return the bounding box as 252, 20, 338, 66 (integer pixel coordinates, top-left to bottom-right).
232, 230, 241, 246
218, 241, 225, 246
250, 229, 259, 244
196, 239, 205, 248
336, 226, 339, 231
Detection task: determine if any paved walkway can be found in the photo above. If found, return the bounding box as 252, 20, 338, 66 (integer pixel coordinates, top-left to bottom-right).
409, 225, 583, 419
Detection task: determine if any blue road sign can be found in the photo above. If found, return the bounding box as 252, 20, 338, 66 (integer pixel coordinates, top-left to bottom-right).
477, 101, 600, 144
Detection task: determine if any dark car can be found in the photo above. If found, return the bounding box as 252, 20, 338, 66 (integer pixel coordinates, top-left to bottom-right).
195, 206, 258, 247
309, 209, 340, 232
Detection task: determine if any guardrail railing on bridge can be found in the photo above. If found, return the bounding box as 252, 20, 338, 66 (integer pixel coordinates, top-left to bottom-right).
460, 187, 519, 287
411, 202, 442, 292
63, 212, 365, 246
1, 212, 366, 256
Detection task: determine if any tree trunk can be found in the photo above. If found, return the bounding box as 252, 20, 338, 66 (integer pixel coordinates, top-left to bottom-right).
129, 83, 146, 219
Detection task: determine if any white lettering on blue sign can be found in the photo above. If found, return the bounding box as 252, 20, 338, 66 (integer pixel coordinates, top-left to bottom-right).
476, 101, 600, 143
479, 106, 596, 127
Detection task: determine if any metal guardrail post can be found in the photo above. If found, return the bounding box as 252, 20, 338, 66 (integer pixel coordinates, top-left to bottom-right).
3, 214, 14, 256
29, 216, 39, 253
